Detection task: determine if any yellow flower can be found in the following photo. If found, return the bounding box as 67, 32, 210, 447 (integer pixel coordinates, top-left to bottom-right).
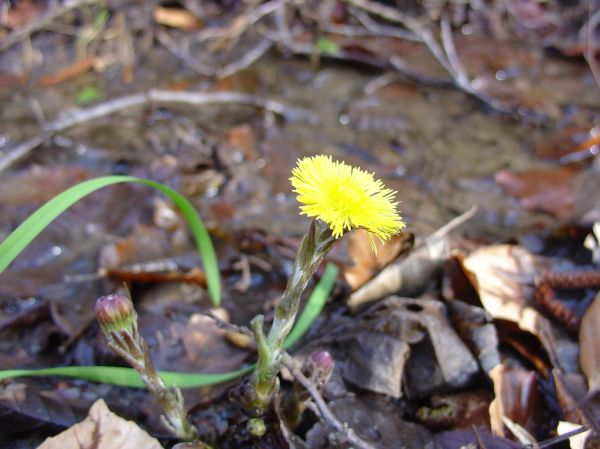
290, 155, 404, 241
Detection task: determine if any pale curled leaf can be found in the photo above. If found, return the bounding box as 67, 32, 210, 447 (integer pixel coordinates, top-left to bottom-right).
462, 245, 579, 374
37, 399, 163, 449
557, 421, 591, 449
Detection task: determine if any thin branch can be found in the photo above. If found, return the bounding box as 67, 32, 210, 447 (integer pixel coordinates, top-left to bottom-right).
1, 0, 102, 52
440, 14, 472, 91
0, 134, 49, 173
0, 90, 312, 173
198, 0, 282, 44
283, 354, 378, 449
218, 38, 273, 79
343, 0, 455, 75
155, 29, 216, 77
350, 8, 420, 42
389, 55, 454, 88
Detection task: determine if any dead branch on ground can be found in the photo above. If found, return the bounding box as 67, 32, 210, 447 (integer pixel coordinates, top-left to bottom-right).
0, 90, 312, 173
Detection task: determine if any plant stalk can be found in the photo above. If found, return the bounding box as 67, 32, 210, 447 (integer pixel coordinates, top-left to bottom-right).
246, 219, 335, 414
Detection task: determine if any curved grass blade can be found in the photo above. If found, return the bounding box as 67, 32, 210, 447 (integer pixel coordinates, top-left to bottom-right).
0, 264, 337, 387
0, 175, 220, 306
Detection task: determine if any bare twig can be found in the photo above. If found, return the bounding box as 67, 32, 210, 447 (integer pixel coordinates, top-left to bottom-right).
218, 38, 273, 79
155, 29, 216, 77
1, 0, 102, 52
363, 72, 401, 95
273, 2, 293, 47
233, 255, 252, 293
343, 0, 533, 119
283, 354, 378, 449
343, 0, 454, 75
0, 134, 49, 173
204, 309, 253, 338
389, 55, 454, 87
0, 90, 312, 173
198, 0, 282, 47
350, 8, 420, 42
440, 14, 471, 91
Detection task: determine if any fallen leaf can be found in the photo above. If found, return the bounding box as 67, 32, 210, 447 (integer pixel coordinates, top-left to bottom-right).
435, 429, 521, 449
488, 363, 546, 437
153, 6, 201, 31
348, 207, 476, 311
224, 124, 258, 163
557, 421, 591, 449
3, 1, 46, 29
462, 245, 580, 374
495, 167, 578, 220
447, 300, 501, 374
579, 292, 600, 392
306, 396, 436, 449
37, 399, 163, 449
348, 232, 448, 311
344, 229, 414, 290
553, 369, 590, 426
0, 166, 89, 206
342, 297, 479, 398
342, 330, 410, 398
0, 384, 82, 435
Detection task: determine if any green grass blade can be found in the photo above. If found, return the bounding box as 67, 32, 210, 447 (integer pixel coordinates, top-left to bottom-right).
0, 175, 220, 306
0, 264, 337, 387
284, 263, 338, 349
0, 366, 252, 388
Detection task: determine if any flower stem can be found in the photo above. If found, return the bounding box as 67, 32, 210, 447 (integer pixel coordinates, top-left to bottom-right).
247, 219, 335, 414
96, 295, 199, 442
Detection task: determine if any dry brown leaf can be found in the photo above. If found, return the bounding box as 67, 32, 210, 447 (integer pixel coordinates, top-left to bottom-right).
462, 245, 579, 374
495, 167, 578, 220
37, 399, 163, 449
344, 229, 413, 290
553, 369, 589, 425
579, 292, 600, 392
488, 363, 544, 437
153, 7, 201, 31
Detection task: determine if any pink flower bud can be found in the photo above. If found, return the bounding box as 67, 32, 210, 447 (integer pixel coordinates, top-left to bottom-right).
310, 350, 334, 372
307, 350, 334, 387
95, 293, 137, 338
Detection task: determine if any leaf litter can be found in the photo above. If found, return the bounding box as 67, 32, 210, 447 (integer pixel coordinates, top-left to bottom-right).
1, 0, 600, 447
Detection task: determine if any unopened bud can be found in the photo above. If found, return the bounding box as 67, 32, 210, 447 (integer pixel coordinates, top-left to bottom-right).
306, 350, 334, 388
95, 293, 137, 338
246, 417, 266, 437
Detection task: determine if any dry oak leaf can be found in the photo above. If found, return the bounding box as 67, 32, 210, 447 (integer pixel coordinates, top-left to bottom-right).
37, 399, 163, 449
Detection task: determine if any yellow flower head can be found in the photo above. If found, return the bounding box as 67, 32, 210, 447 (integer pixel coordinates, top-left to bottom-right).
290, 155, 404, 241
